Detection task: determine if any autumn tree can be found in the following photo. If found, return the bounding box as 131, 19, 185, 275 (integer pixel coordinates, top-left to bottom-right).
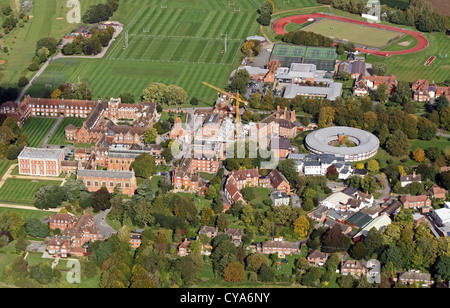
366, 160, 380, 173
318, 106, 335, 128
223, 261, 245, 282
412, 147, 425, 163
293, 215, 310, 239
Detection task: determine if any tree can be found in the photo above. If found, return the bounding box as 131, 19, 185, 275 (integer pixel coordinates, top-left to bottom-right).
34, 185, 66, 210
130, 154, 156, 178
119, 92, 135, 104
249, 92, 261, 109
385, 130, 410, 157
372, 63, 387, 76
142, 82, 167, 103
229, 69, 250, 95
26, 218, 49, 238
361, 175, 377, 194
245, 252, 269, 272
440, 107, 450, 131
143, 127, 157, 144
417, 117, 437, 140
433, 256, 450, 281
259, 0, 274, 15
321, 225, 351, 253
92, 187, 111, 213
318, 106, 335, 128
258, 264, 275, 282
350, 242, 366, 260
366, 160, 380, 173
200, 206, 215, 226
223, 261, 245, 282
277, 159, 298, 186
257, 12, 272, 26
293, 216, 310, 239
0, 212, 25, 238
412, 147, 425, 163
17, 76, 29, 88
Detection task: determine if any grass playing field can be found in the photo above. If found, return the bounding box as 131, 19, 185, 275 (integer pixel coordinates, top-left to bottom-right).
367, 31, 450, 83
27, 0, 269, 107
21, 117, 58, 147
303, 18, 404, 48
0, 178, 63, 205
0, 0, 105, 88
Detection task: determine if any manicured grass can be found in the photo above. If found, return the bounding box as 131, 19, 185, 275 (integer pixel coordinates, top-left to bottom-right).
27, 0, 266, 106
366, 31, 450, 83
0, 159, 16, 179
21, 117, 58, 147
355, 136, 450, 170
303, 18, 403, 48
0, 0, 105, 88
0, 206, 53, 221
244, 187, 271, 205
0, 178, 62, 205
47, 117, 85, 145
382, 34, 418, 52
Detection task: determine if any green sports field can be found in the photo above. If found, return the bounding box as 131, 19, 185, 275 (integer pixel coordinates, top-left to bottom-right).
27, 0, 270, 106
303, 18, 404, 48
0, 0, 105, 88
0, 178, 63, 205
21, 117, 58, 148
367, 31, 450, 83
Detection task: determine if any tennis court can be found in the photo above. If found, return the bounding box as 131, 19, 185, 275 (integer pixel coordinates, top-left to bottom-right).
270, 44, 337, 70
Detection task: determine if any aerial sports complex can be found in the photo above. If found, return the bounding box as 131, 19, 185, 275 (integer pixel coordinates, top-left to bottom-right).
272, 12, 429, 57
305, 126, 380, 162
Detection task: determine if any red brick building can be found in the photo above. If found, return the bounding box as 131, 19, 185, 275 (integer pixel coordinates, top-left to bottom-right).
18, 147, 65, 177
400, 194, 432, 209
47, 211, 104, 257
77, 168, 138, 196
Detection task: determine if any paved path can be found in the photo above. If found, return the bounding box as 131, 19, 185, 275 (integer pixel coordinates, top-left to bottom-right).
15, 24, 123, 103
0, 203, 62, 212
93, 208, 116, 238
40, 116, 63, 148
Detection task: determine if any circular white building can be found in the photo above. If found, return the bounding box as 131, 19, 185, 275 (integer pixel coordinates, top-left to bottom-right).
305, 126, 379, 162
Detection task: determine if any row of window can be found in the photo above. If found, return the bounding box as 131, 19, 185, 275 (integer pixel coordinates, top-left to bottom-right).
86, 180, 131, 188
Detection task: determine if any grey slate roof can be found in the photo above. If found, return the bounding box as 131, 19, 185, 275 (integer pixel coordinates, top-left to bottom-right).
283, 82, 343, 101
77, 169, 134, 179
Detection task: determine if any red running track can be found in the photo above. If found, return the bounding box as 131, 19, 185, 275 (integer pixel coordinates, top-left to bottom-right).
272, 12, 429, 57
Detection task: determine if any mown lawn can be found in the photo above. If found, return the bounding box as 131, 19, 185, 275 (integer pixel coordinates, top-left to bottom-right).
0, 159, 16, 179
21, 117, 58, 147
0, 178, 62, 205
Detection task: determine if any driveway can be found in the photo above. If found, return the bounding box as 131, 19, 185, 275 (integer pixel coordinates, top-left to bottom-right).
94, 209, 116, 238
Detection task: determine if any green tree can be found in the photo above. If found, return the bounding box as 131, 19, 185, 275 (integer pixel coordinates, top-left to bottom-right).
34, 185, 66, 210
385, 130, 410, 157
130, 154, 156, 178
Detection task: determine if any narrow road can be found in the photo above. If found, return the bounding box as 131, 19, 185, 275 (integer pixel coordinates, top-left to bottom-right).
15, 23, 123, 103
40, 116, 63, 148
